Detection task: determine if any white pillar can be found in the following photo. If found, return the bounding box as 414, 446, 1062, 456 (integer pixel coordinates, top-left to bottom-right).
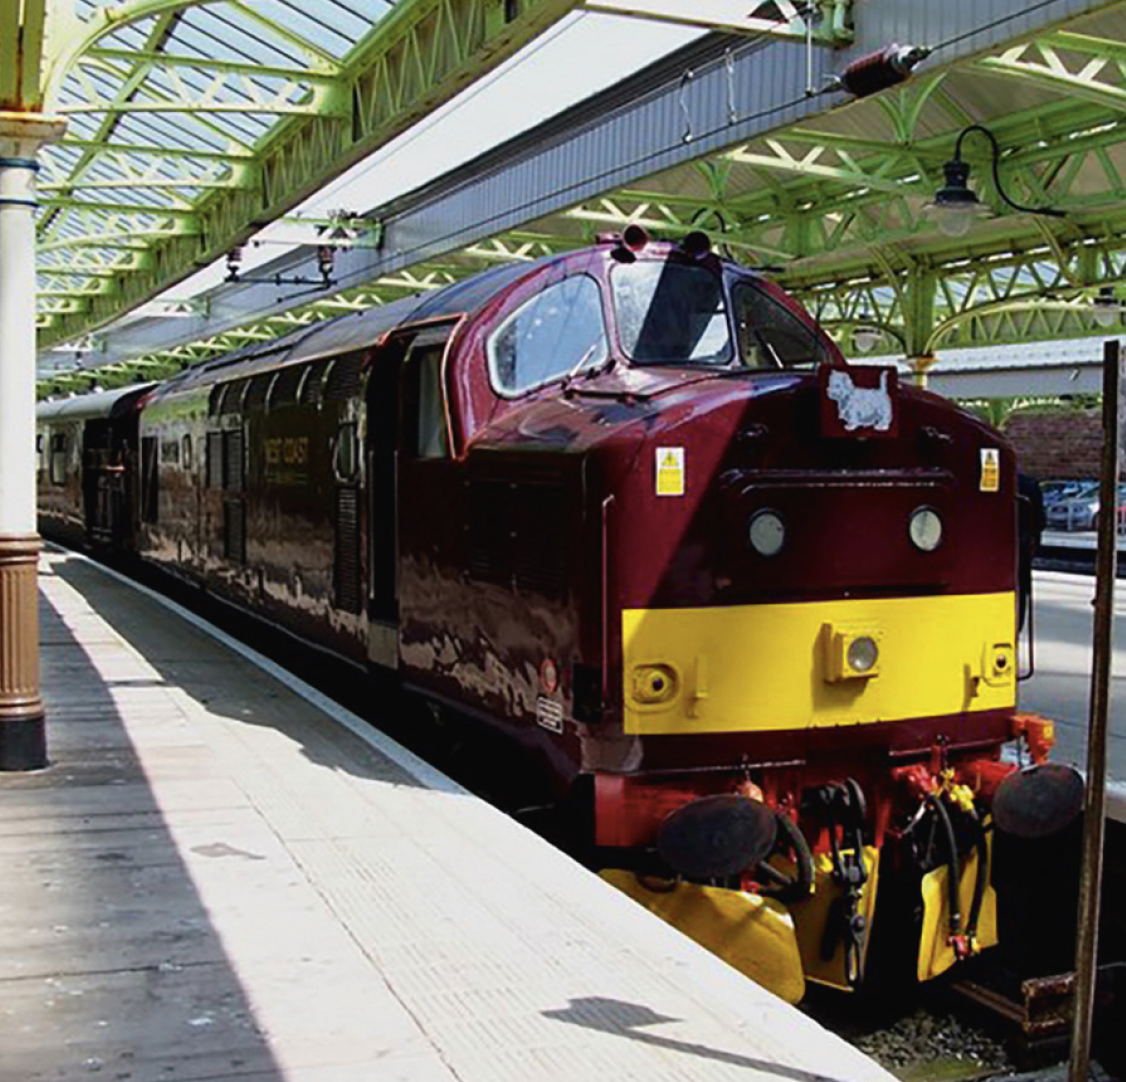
0, 112, 65, 770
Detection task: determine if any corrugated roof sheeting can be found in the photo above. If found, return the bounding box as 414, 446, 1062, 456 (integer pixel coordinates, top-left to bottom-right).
341, 34, 830, 282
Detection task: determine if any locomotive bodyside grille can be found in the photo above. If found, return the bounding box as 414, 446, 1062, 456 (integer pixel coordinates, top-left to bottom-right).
222, 500, 246, 564
223, 429, 244, 491
271, 365, 304, 408
467, 477, 569, 599
324, 353, 364, 402
299, 362, 328, 407
467, 479, 512, 588
513, 484, 568, 599
206, 432, 223, 489
244, 374, 272, 414
334, 485, 362, 614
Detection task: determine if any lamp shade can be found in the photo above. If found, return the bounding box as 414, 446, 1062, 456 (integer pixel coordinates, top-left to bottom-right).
928, 158, 988, 237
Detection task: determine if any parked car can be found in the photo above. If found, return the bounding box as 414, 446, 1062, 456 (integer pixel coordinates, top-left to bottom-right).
1041, 479, 1096, 507
1045, 481, 1126, 531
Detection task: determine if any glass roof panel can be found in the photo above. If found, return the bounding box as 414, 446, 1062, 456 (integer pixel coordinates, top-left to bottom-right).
243, 0, 359, 57
183, 11, 311, 68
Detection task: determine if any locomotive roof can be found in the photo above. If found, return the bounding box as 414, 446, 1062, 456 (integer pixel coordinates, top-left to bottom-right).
36, 383, 155, 423
157, 257, 549, 397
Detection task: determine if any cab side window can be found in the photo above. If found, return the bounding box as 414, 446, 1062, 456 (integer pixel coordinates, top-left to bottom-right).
732, 283, 833, 369
402, 344, 449, 460
487, 275, 608, 396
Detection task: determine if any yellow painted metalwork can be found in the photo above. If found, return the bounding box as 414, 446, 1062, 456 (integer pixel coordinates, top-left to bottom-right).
622, 592, 1017, 736
785, 846, 880, 992
917, 834, 999, 982
600, 869, 806, 1004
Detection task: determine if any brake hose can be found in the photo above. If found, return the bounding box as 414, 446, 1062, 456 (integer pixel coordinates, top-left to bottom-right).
926, 793, 962, 937
759, 811, 815, 904
963, 806, 990, 946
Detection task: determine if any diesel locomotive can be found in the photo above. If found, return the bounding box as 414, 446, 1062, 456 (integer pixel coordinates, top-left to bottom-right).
37, 229, 1075, 1002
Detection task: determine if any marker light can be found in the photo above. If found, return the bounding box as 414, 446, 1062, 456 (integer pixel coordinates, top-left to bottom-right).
847, 636, 880, 674
825, 626, 882, 681
909, 507, 943, 552
749, 510, 785, 557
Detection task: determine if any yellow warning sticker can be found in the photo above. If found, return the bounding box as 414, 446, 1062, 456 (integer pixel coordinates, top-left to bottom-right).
980, 448, 1000, 493
656, 447, 685, 497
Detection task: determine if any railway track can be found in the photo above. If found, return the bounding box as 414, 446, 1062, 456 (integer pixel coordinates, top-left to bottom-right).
812, 964, 1126, 1081
808, 986, 1014, 1081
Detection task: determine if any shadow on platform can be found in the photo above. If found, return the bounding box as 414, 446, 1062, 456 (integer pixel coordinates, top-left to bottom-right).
0, 569, 287, 1080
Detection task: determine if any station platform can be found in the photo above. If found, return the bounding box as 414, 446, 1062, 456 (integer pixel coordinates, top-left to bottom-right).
0, 550, 892, 1082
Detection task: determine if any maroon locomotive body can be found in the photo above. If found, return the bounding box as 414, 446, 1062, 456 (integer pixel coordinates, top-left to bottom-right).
38, 232, 1067, 999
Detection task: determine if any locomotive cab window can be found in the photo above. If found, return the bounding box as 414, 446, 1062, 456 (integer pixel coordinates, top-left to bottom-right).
487, 274, 608, 396
732, 283, 834, 369
612, 261, 731, 366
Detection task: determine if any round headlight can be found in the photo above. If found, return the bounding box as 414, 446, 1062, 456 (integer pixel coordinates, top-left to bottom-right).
749, 510, 785, 557
909, 507, 943, 552
847, 636, 879, 674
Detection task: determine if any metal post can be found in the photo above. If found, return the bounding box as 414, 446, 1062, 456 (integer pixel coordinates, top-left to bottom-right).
0, 112, 65, 771
1068, 337, 1120, 1081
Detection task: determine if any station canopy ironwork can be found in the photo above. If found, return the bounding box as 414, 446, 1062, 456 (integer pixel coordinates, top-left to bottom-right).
25, 0, 1126, 395
22, 0, 582, 383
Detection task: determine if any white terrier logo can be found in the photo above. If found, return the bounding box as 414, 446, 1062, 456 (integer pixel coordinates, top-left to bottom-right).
826, 369, 893, 432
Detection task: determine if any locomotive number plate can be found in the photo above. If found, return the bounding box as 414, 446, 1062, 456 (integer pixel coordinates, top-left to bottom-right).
536, 695, 563, 733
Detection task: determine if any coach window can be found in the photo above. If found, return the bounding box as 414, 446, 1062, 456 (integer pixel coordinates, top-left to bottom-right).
50, 433, 68, 486
182, 434, 193, 471
487, 275, 608, 396
36, 434, 44, 472
733, 283, 833, 369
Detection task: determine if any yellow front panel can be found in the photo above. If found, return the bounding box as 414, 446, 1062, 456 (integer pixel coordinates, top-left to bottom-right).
622, 592, 1016, 735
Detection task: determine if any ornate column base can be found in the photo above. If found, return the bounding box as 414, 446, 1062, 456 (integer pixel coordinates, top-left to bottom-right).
0, 534, 45, 770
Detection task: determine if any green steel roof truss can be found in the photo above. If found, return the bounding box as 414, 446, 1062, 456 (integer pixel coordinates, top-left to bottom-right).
34, 0, 582, 348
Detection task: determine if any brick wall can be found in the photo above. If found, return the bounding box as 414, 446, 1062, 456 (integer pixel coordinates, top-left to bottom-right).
1002, 409, 1107, 479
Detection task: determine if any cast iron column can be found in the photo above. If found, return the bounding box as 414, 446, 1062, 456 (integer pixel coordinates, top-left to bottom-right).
0, 112, 65, 771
